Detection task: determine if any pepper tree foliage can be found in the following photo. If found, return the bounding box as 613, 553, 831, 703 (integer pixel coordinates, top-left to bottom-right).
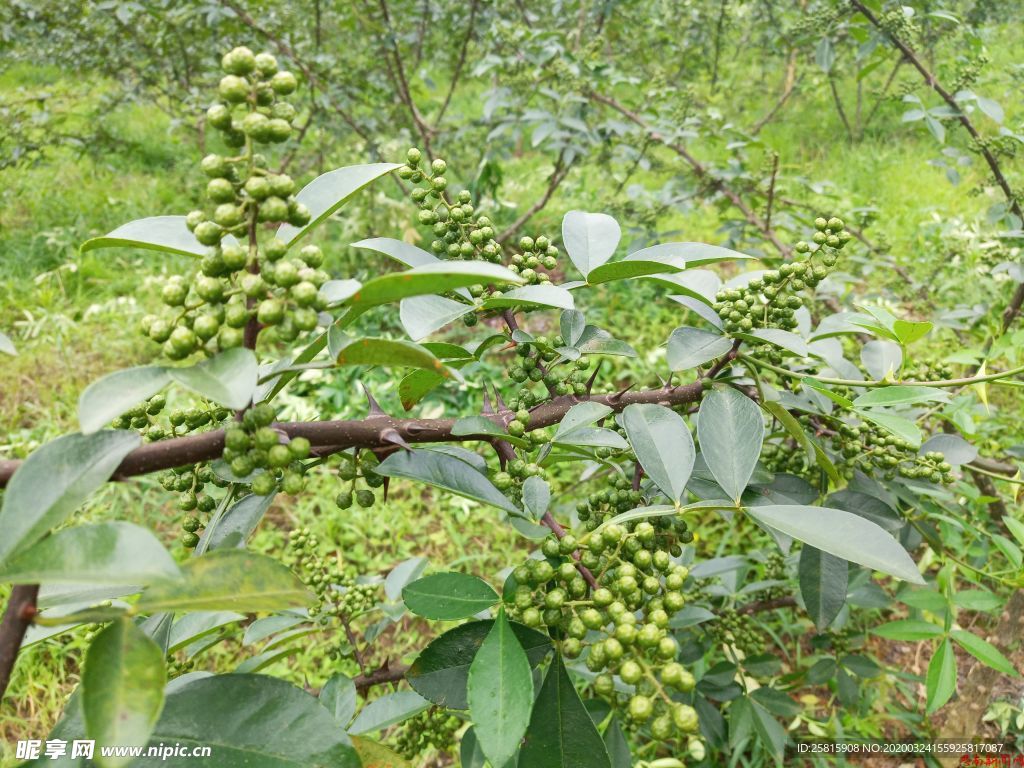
1, 2, 1024, 767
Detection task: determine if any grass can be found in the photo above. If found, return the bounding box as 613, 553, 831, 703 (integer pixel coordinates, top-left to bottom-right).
0, 17, 1022, 765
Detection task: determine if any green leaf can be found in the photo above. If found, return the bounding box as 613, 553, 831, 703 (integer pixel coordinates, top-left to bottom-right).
168, 611, 245, 653
451, 415, 527, 447
1002, 516, 1024, 549
853, 385, 949, 408
352, 262, 521, 309
868, 622, 937, 638
667, 327, 733, 371
991, 533, 1023, 568
168, 348, 258, 410
893, 319, 933, 345
976, 95, 1004, 123
81, 215, 208, 258
622, 403, 695, 504
554, 427, 628, 450
402, 572, 499, 620
626, 242, 756, 268
855, 409, 922, 448
737, 328, 809, 357
0, 430, 140, 565
522, 476, 551, 518
953, 590, 1002, 612
560, 310, 586, 346
577, 325, 637, 357
562, 210, 621, 278
154, 674, 359, 766
82, 618, 165, 767
519, 656, 612, 768
276, 162, 401, 245
376, 449, 521, 515
926, 638, 957, 713
199, 491, 276, 552
481, 284, 575, 311
0, 522, 180, 586
400, 294, 470, 341
555, 402, 614, 439
407, 620, 551, 709
399, 369, 446, 410
351, 237, 440, 267
331, 332, 449, 375
950, 629, 1018, 677
603, 717, 632, 768
468, 608, 534, 768
598, 504, 677, 530
320, 673, 359, 727
861, 340, 903, 379
586, 252, 686, 285
136, 550, 313, 613
79, 366, 171, 434
698, 387, 763, 503
798, 546, 847, 630
351, 737, 412, 768
349, 691, 431, 735
320, 279, 362, 305
745, 505, 924, 584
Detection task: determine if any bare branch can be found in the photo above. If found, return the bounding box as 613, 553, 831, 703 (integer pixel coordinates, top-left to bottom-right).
0, 585, 39, 702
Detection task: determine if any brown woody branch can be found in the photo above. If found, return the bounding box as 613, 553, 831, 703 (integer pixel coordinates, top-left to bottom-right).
0, 585, 39, 703
0, 383, 709, 488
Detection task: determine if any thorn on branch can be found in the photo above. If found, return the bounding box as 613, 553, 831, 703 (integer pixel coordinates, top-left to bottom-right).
362, 384, 386, 417
379, 428, 410, 450
607, 383, 635, 405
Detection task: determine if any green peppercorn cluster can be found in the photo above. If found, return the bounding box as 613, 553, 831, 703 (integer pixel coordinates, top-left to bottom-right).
222, 403, 311, 496
901, 361, 954, 383
576, 475, 693, 550
157, 463, 230, 549
333, 450, 384, 511
391, 707, 461, 760
400, 148, 562, 326
506, 336, 593, 399
831, 422, 955, 484
759, 440, 810, 476
713, 216, 849, 335
113, 396, 232, 444
707, 609, 763, 656
139, 47, 331, 360
401, 149, 502, 264
508, 520, 700, 742
287, 528, 379, 654
509, 235, 559, 285
760, 551, 789, 600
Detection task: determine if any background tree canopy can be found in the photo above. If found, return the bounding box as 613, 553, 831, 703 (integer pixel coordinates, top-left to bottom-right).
0, 0, 1023, 766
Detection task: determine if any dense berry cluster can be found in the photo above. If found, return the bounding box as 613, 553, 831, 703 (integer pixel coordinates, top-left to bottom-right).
508, 515, 702, 744
707, 609, 764, 656
391, 707, 461, 760
287, 528, 379, 638
713, 217, 848, 335
332, 450, 384, 510
832, 422, 955, 483
902, 361, 955, 383
577, 475, 693, 550
139, 46, 331, 359
401, 147, 562, 325
506, 336, 592, 398
222, 403, 311, 496
157, 463, 230, 548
